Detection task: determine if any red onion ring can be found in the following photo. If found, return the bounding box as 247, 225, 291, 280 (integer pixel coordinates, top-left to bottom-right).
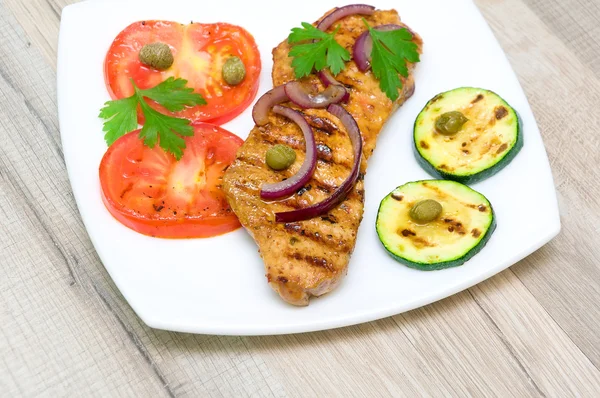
260, 106, 317, 200
284, 81, 347, 109
316, 4, 376, 32
317, 70, 350, 103
353, 24, 406, 72
252, 85, 288, 126
317, 69, 337, 88
275, 104, 363, 223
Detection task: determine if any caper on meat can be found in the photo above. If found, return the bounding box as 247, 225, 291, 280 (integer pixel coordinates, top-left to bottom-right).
139, 42, 174, 70
435, 111, 468, 135
409, 199, 443, 223
266, 144, 296, 170
222, 56, 246, 86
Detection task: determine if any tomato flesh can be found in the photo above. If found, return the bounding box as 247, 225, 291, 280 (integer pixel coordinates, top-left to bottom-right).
104, 21, 261, 125
100, 124, 243, 238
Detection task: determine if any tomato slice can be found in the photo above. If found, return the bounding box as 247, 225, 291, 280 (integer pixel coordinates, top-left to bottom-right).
104, 21, 261, 125
100, 124, 243, 238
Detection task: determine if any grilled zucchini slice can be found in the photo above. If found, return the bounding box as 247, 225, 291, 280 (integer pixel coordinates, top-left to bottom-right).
376, 180, 496, 270
414, 87, 522, 184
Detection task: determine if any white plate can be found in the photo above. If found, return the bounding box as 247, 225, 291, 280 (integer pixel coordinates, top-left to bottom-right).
57, 0, 560, 335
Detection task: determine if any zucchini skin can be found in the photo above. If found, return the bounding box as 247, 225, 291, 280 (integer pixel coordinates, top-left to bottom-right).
376, 180, 496, 271
413, 89, 523, 185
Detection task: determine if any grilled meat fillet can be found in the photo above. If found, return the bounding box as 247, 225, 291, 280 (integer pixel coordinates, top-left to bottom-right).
222, 9, 423, 305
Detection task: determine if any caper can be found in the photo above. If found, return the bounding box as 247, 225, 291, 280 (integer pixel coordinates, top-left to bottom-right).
222, 56, 246, 86
139, 42, 174, 70
266, 144, 296, 170
435, 111, 468, 135
409, 199, 443, 224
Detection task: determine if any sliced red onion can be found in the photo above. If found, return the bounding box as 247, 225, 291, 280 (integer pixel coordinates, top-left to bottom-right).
316, 4, 376, 32
317, 69, 337, 88
317, 70, 350, 103
353, 30, 373, 72
353, 24, 405, 72
284, 81, 346, 109
260, 106, 317, 200
252, 85, 288, 126
275, 104, 363, 223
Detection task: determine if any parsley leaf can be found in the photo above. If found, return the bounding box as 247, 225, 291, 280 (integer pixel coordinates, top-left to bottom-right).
365, 20, 420, 102
288, 22, 350, 78
137, 99, 194, 160
141, 77, 206, 112
98, 78, 205, 160
99, 96, 138, 146
288, 22, 330, 42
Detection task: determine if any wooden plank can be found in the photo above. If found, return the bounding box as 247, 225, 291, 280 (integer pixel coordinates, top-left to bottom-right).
522, 0, 600, 76
2, 0, 74, 67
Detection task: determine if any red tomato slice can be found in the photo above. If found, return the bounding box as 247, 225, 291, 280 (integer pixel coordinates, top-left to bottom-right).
105, 21, 261, 125
100, 124, 243, 238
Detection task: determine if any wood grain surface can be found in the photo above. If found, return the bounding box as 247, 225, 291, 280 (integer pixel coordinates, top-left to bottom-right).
1, 0, 599, 396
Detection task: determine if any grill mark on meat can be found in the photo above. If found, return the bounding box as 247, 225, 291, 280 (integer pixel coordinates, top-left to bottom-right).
296, 185, 312, 196
287, 252, 336, 272
283, 222, 352, 252
278, 198, 304, 210
304, 113, 339, 134
321, 214, 338, 224
316, 143, 333, 162
236, 154, 265, 169
229, 181, 259, 199
317, 157, 353, 169
259, 131, 303, 149
313, 183, 334, 194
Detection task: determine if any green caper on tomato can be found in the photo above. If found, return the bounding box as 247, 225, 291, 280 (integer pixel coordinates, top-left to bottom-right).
139, 42, 174, 70
222, 56, 246, 85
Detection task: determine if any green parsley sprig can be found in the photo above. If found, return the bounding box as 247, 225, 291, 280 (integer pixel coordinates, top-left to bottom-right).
288, 22, 350, 78
99, 77, 206, 160
365, 20, 420, 101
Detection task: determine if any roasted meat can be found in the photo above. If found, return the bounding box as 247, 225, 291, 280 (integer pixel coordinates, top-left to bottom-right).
222, 8, 423, 305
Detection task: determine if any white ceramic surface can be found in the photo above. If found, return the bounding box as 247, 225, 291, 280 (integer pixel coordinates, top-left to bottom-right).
57, 0, 560, 335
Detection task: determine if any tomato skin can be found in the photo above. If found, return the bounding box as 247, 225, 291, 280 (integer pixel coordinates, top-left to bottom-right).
104, 21, 261, 125
100, 123, 243, 238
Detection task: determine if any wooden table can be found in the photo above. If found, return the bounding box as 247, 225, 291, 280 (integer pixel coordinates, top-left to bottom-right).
1, 0, 599, 396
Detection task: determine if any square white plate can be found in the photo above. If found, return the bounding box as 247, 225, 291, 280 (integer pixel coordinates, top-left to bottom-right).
57, 0, 560, 335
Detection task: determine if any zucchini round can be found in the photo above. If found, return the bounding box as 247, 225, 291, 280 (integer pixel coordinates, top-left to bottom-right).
413, 87, 522, 184
376, 180, 496, 271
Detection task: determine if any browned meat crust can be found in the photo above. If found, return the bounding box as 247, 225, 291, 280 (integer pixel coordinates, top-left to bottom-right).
222, 9, 423, 305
